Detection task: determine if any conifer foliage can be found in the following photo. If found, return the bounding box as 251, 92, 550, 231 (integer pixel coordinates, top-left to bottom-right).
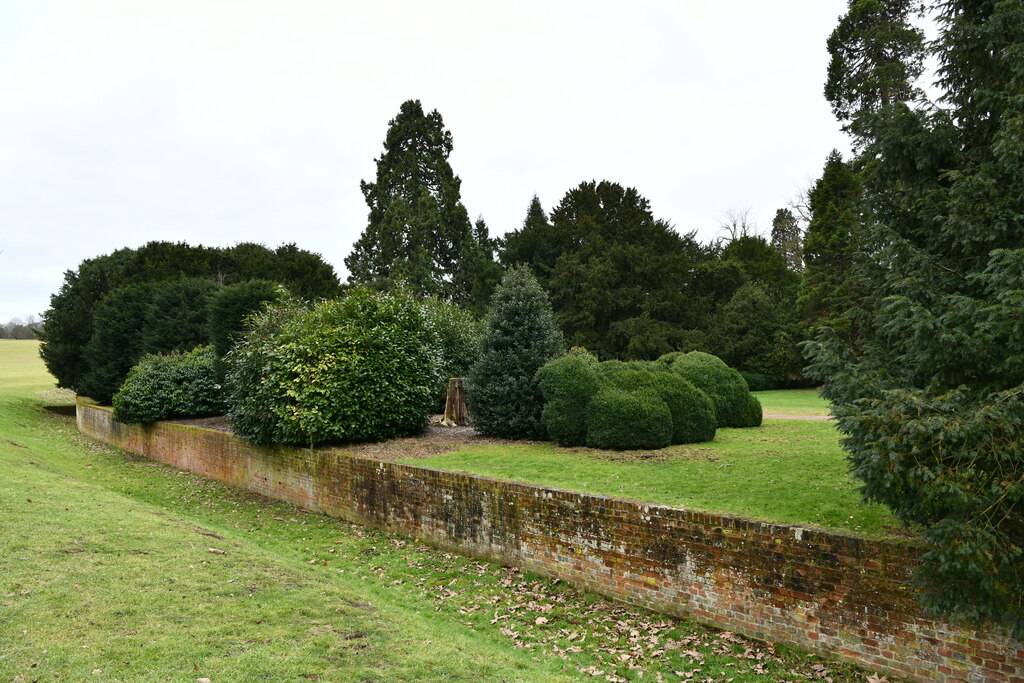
346, 100, 493, 306
808, 0, 1024, 636
469, 266, 563, 439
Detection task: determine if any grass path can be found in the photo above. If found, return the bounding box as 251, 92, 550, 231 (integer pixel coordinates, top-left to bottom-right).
1, 341, 881, 681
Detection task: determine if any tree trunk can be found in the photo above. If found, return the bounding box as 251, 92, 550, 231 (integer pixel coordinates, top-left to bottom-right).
441, 377, 470, 427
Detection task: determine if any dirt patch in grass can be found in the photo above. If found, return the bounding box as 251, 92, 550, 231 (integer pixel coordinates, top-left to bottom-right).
170, 414, 532, 461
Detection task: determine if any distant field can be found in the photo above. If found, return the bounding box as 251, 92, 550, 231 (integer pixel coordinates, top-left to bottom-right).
0, 340, 877, 681
754, 388, 831, 416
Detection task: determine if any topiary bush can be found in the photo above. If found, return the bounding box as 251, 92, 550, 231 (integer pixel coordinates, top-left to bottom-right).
207, 279, 283, 357
660, 351, 762, 428
112, 346, 226, 423
585, 387, 672, 450
420, 296, 484, 412
537, 355, 717, 449
536, 348, 601, 446
469, 266, 564, 439
225, 288, 440, 447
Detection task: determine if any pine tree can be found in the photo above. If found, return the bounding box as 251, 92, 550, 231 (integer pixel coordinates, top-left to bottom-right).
500, 195, 563, 287
345, 100, 477, 303
798, 150, 865, 339
770, 208, 802, 272
807, 0, 1024, 636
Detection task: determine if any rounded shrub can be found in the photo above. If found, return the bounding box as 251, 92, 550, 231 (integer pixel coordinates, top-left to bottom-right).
585, 388, 672, 450
661, 351, 762, 427
142, 278, 219, 355
469, 266, 563, 440
206, 279, 283, 357
597, 362, 717, 445
537, 348, 601, 446
224, 288, 440, 446
112, 346, 226, 423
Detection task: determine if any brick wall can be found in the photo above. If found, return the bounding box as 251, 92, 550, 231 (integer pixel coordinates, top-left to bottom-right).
77, 399, 1022, 682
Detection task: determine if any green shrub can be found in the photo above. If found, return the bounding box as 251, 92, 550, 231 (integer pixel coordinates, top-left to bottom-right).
661, 351, 762, 428
586, 388, 672, 450
420, 297, 484, 412
207, 280, 283, 357
225, 289, 439, 446
537, 348, 601, 446
538, 354, 716, 448
112, 346, 225, 423
469, 266, 563, 439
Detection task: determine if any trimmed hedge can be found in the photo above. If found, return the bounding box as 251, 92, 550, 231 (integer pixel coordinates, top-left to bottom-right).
225, 289, 440, 446
536, 348, 601, 446
660, 351, 762, 428
112, 346, 225, 423
586, 387, 673, 450
538, 355, 717, 449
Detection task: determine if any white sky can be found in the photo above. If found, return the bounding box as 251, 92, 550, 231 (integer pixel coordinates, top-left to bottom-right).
0, 0, 855, 322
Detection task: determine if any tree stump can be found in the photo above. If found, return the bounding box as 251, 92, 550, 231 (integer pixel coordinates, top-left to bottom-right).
441, 378, 470, 427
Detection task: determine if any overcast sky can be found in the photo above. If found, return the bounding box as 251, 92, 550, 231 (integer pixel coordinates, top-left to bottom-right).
0, 0, 855, 322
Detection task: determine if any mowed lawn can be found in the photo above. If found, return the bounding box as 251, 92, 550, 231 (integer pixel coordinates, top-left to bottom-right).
0, 340, 881, 681
404, 396, 906, 539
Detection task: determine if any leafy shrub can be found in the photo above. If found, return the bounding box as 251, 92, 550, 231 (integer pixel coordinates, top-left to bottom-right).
586, 388, 672, 450
225, 288, 439, 446
112, 346, 225, 423
420, 297, 484, 412
536, 348, 601, 446
469, 266, 563, 439
207, 279, 283, 357
660, 351, 762, 428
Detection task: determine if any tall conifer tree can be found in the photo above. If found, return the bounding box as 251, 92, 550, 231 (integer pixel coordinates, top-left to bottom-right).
346, 100, 478, 303
807, 0, 1024, 635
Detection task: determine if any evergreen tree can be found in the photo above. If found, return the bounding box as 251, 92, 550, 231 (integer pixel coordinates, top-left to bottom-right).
770, 208, 802, 272
469, 266, 563, 439
540, 181, 707, 359
825, 0, 926, 138
500, 195, 564, 287
807, 0, 1024, 636
346, 100, 478, 303
798, 150, 865, 340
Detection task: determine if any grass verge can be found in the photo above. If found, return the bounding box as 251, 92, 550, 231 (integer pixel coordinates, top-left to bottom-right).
753, 389, 831, 416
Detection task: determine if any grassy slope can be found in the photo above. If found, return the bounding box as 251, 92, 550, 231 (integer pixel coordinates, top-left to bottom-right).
0, 340, 879, 681
406, 423, 905, 539
754, 388, 831, 416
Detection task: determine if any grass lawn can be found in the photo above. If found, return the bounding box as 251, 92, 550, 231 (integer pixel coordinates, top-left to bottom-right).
753, 388, 831, 416
403, 422, 907, 540
0, 339, 882, 681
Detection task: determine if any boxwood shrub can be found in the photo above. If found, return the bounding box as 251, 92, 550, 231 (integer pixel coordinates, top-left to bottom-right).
536, 348, 601, 446
660, 351, 762, 427
538, 355, 717, 449
586, 387, 673, 450
112, 346, 225, 423
224, 288, 440, 446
